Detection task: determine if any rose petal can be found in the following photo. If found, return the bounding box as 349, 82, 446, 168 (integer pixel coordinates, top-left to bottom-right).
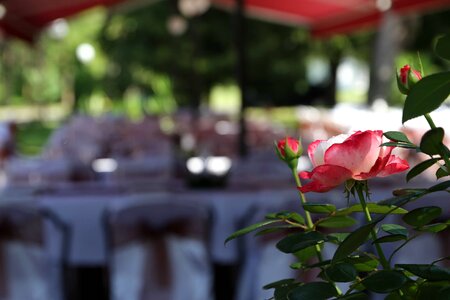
355, 146, 394, 180
325, 130, 382, 175
307, 140, 324, 167
299, 171, 312, 180
377, 155, 409, 177
298, 164, 353, 193
308, 133, 350, 167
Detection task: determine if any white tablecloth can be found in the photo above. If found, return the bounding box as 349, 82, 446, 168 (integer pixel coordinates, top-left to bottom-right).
37, 189, 300, 266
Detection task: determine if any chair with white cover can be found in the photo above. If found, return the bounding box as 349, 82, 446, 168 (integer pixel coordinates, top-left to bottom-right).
0, 203, 69, 300
104, 200, 213, 300
234, 196, 300, 300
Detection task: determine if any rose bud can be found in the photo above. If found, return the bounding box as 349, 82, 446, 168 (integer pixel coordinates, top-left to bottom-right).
275, 137, 302, 169
397, 65, 422, 95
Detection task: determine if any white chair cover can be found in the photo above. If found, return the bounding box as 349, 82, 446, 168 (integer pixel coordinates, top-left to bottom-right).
104, 200, 214, 300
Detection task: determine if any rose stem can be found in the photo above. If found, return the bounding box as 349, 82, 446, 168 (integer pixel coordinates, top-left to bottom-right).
293, 169, 343, 295
424, 113, 437, 129
292, 169, 315, 230
355, 185, 390, 270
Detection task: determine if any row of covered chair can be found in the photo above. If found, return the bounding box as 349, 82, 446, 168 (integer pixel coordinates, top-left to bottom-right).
0, 196, 303, 300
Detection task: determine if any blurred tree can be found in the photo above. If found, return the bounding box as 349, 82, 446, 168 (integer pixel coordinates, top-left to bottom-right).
99, 1, 348, 108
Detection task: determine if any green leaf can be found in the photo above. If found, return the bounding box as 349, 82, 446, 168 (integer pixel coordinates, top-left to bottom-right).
418, 223, 447, 233
224, 219, 282, 244
385, 292, 403, 300
402, 71, 450, 123
334, 292, 368, 300
396, 264, 450, 281
263, 278, 296, 290
362, 270, 408, 293
332, 222, 376, 262
286, 212, 306, 225
325, 262, 357, 282
436, 34, 450, 60
346, 255, 379, 272
290, 262, 302, 269
303, 203, 336, 214
317, 216, 357, 228
381, 224, 408, 237
267, 279, 300, 300
407, 158, 440, 181
436, 166, 448, 179
373, 234, 406, 244
276, 231, 326, 254
288, 282, 339, 300
420, 128, 445, 155
304, 259, 332, 270
428, 180, 450, 192
254, 225, 296, 236
384, 131, 412, 143
294, 245, 319, 263
380, 142, 418, 149
438, 286, 450, 300
378, 191, 426, 207
416, 281, 450, 300
328, 233, 350, 243
272, 211, 294, 218
402, 206, 442, 227
336, 203, 408, 215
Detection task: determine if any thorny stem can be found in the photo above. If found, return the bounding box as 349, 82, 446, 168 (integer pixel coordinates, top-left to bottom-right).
292, 168, 342, 295
355, 184, 390, 270
292, 169, 315, 229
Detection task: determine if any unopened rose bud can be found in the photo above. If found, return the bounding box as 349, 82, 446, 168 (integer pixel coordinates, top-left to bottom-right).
275, 137, 302, 169
397, 65, 422, 95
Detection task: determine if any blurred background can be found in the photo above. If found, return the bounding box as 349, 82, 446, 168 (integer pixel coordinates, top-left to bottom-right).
0, 0, 448, 300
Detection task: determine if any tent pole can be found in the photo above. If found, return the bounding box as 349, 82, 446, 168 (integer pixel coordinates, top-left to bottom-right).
235, 0, 248, 158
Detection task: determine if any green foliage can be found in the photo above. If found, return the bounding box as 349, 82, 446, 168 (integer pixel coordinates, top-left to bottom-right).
384, 131, 413, 144
361, 270, 408, 293
325, 262, 357, 282
420, 128, 446, 155
435, 35, 450, 61
336, 203, 408, 215
303, 203, 336, 213
288, 282, 339, 300
407, 158, 440, 181
396, 264, 450, 281
402, 206, 442, 227
332, 222, 377, 263
16, 122, 58, 156
402, 72, 450, 123
317, 216, 357, 228
276, 231, 327, 254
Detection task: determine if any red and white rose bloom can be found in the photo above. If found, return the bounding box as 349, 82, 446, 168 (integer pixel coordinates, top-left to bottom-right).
298, 130, 409, 193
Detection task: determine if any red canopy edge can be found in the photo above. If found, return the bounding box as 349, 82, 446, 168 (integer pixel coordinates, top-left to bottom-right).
312, 0, 450, 37
0, 0, 128, 42
1, 0, 450, 42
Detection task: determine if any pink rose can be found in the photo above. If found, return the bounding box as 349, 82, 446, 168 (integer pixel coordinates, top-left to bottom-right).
275, 137, 302, 169
397, 65, 422, 95
298, 130, 409, 193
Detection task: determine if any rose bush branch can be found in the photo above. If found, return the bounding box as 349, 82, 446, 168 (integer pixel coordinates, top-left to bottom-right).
354, 182, 390, 270
275, 138, 325, 264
